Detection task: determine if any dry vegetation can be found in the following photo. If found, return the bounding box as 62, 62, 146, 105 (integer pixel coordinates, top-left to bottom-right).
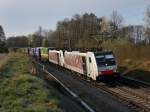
102, 41, 150, 83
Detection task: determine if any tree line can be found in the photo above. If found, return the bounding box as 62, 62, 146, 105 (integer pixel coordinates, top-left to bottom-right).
6, 8, 150, 49
6, 11, 124, 49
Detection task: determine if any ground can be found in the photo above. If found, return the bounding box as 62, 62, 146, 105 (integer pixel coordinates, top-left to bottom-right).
119, 59, 150, 84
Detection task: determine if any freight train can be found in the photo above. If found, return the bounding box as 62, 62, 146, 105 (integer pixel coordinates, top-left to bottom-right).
24, 47, 118, 80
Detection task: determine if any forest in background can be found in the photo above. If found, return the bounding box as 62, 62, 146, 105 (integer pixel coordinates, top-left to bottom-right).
0, 5, 150, 57
5, 10, 150, 49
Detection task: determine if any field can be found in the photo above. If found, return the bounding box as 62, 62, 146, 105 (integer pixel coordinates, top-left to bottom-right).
0, 53, 63, 112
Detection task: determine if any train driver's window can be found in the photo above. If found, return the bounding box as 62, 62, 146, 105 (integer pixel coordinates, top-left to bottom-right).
89, 57, 92, 63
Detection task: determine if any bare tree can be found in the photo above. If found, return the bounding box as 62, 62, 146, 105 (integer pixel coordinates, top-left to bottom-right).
90, 17, 111, 49
145, 6, 150, 26
110, 10, 123, 39
110, 10, 123, 30
145, 5, 150, 44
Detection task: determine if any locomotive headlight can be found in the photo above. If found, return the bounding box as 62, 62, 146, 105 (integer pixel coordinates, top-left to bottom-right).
113, 68, 117, 72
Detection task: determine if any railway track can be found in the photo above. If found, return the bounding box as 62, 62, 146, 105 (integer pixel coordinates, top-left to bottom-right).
93, 79, 150, 112
35, 61, 96, 112
57, 66, 150, 112
33, 59, 150, 112
73, 73, 150, 112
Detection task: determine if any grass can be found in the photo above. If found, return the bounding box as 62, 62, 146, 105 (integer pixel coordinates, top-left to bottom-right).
0, 53, 63, 112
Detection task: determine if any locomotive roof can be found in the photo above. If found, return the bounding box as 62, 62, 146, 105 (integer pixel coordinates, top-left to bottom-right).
94, 51, 113, 55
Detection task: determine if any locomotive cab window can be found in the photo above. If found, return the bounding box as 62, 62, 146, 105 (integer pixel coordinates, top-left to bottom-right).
95, 55, 105, 66
95, 52, 116, 67
89, 57, 92, 63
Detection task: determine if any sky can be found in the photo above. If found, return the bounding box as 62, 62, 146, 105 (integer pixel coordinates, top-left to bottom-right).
0, 0, 149, 37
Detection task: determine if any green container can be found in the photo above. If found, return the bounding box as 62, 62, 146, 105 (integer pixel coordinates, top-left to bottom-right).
40, 47, 48, 60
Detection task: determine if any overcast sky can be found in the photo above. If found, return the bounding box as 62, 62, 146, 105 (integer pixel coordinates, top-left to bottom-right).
0, 0, 149, 37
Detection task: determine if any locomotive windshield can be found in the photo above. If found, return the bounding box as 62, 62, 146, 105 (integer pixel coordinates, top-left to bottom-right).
95, 52, 116, 67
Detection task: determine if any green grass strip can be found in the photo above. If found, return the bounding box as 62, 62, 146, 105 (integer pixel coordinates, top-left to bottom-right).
0, 53, 63, 112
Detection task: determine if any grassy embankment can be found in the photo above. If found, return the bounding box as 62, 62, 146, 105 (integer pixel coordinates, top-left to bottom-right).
102, 39, 150, 83
0, 53, 63, 112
